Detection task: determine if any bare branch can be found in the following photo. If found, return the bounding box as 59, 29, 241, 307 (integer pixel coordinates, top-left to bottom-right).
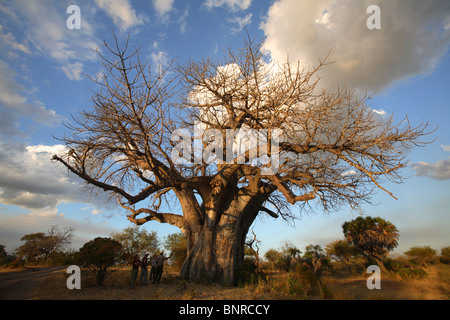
53, 33, 433, 229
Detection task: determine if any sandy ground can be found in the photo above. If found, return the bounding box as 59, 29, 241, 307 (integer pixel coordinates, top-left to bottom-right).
0, 266, 65, 300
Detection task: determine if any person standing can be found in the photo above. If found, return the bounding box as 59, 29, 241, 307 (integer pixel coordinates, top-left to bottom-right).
139, 253, 149, 285
149, 254, 157, 284
130, 254, 140, 289
153, 251, 171, 284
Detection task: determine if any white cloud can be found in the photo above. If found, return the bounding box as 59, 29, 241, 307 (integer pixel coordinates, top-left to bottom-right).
61, 62, 84, 81
372, 109, 386, 116
204, 0, 252, 11
0, 24, 31, 54
95, 0, 145, 31
150, 42, 170, 69
179, 5, 190, 34
0, 59, 61, 134
0, 3, 18, 20
341, 170, 357, 176
153, 0, 175, 17
151, 50, 170, 71
0, 141, 112, 216
262, 0, 450, 93
5, 0, 100, 81
228, 13, 252, 33
411, 159, 450, 180
411, 143, 450, 180
0, 213, 121, 253
20, 1, 98, 60
0, 141, 124, 252
92, 209, 102, 215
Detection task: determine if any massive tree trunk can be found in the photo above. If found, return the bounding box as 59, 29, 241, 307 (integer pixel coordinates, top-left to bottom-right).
179, 184, 265, 285
180, 210, 257, 285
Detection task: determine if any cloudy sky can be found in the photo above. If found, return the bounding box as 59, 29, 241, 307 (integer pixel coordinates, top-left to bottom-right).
0, 0, 449, 255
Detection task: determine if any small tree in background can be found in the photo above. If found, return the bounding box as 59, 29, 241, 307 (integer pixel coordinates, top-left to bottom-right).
300, 245, 332, 286
15, 226, 74, 264
276, 241, 302, 272
77, 237, 122, 286
405, 246, 437, 268
264, 249, 280, 271
111, 226, 159, 263
343, 216, 399, 270
245, 229, 261, 273
164, 233, 187, 271
290, 244, 332, 299
325, 239, 360, 264
0, 245, 14, 266
303, 245, 331, 270
440, 246, 450, 264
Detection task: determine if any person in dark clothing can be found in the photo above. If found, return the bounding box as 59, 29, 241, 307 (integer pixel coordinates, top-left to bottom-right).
153, 251, 171, 284
139, 253, 149, 285
130, 254, 140, 289
149, 254, 157, 284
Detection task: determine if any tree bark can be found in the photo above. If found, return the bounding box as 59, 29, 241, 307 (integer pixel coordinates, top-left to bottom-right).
179, 190, 263, 285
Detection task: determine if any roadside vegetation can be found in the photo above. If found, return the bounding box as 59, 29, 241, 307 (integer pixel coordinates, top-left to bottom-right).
1, 219, 449, 300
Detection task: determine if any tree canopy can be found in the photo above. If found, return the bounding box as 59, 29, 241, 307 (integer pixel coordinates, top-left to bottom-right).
51, 34, 431, 284
16, 226, 74, 262
111, 226, 159, 262
77, 237, 122, 286
343, 216, 399, 267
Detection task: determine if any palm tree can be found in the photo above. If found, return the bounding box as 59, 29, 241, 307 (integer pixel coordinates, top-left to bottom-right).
342, 216, 399, 270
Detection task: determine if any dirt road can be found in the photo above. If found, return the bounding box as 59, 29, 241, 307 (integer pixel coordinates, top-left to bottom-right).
0, 266, 65, 300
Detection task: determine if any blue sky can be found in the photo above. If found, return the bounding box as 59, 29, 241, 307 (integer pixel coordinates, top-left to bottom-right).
0, 0, 449, 256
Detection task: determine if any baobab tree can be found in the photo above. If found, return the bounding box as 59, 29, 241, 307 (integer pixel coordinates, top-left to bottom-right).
52, 34, 431, 285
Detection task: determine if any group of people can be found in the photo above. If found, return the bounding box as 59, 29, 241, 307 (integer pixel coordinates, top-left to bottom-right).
130, 251, 170, 289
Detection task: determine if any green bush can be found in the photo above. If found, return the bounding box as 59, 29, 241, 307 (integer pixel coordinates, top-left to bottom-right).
385, 258, 427, 280
77, 237, 123, 286
237, 257, 264, 286
397, 267, 427, 280
440, 246, 450, 264
287, 273, 308, 298
0, 245, 15, 266
404, 246, 437, 268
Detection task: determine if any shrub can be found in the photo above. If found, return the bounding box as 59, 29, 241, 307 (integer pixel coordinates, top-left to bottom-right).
396, 267, 428, 280
404, 246, 437, 268
385, 258, 427, 280
286, 245, 333, 298
0, 245, 15, 266
287, 273, 308, 298
325, 240, 360, 264
77, 237, 123, 286
440, 246, 450, 264
237, 257, 261, 286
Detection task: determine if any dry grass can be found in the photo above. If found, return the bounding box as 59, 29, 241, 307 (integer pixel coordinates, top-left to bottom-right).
36, 266, 263, 300
34, 264, 450, 300
325, 264, 450, 300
